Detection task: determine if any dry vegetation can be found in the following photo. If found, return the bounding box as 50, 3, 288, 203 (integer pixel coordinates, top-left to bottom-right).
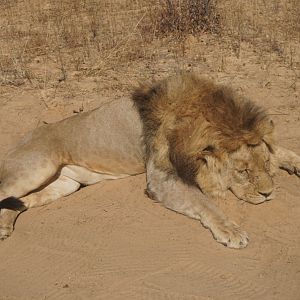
0, 0, 299, 88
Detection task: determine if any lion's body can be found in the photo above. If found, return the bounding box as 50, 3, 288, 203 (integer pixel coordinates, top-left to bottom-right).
0, 99, 147, 240
1, 73, 299, 248
0, 99, 145, 198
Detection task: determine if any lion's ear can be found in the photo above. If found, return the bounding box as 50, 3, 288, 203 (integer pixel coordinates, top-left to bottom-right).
201, 145, 216, 155
261, 119, 274, 135
261, 119, 275, 152
260, 119, 275, 148
196, 145, 216, 163
247, 118, 274, 146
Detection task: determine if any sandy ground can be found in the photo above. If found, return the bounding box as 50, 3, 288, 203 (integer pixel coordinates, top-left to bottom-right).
0, 39, 300, 300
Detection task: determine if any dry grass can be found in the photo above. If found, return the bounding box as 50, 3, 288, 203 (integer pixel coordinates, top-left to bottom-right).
219, 0, 300, 62
0, 0, 148, 86
0, 0, 299, 87
143, 0, 220, 37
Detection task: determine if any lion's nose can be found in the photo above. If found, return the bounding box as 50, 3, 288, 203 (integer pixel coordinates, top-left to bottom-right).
259, 191, 272, 198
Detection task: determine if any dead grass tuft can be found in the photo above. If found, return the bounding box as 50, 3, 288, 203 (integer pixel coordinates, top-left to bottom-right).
0, 0, 299, 87
145, 0, 220, 37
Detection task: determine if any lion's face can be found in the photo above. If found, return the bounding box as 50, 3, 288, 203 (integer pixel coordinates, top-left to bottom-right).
228, 143, 275, 204
195, 142, 276, 204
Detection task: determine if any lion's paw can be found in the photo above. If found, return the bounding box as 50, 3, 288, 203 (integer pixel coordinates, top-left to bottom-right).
294, 167, 300, 177
0, 226, 13, 241
211, 221, 249, 249
282, 162, 300, 177
286, 165, 300, 177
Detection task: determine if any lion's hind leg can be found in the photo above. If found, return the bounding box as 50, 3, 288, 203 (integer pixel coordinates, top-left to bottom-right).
0, 164, 122, 240
0, 174, 81, 240
22, 174, 81, 209
0, 147, 63, 239
22, 164, 129, 209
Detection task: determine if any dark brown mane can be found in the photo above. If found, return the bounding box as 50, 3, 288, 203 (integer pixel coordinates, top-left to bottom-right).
132, 72, 272, 185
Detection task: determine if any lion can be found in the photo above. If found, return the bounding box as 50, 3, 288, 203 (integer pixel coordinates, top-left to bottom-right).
0, 73, 299, 249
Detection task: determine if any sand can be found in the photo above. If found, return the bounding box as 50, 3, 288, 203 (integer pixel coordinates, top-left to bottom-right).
0, 38, 299, 300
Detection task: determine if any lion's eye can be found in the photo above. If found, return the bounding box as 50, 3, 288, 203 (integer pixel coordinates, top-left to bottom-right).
237, 169, 249, 177
265, 159, 270, 171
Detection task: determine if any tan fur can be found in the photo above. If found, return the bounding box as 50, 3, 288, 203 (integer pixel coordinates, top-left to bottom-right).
0, 73, 299, 249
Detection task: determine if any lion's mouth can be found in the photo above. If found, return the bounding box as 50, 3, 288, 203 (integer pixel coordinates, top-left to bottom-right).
229, 188, 274, 204
264, 194, 274, 201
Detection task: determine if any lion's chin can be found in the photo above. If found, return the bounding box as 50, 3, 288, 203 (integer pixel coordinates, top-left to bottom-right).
243, 197, 269, 204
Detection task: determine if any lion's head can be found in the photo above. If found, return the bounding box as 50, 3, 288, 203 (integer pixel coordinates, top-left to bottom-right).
133, 72, 276, 204
193, 142, 276, 204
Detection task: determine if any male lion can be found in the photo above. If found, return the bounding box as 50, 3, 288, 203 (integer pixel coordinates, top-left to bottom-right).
0, 73, 299, 249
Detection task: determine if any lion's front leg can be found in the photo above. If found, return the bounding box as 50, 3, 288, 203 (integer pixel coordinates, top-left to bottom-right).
146, 159, 249, 249
273, 145, 300, 176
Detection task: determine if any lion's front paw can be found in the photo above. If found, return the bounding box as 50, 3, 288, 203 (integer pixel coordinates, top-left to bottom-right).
294, 166, 300, 177
284, 164, 300, 177
280, 159, 300, 177
0, 226, 13, 240
210, 221, 249, 249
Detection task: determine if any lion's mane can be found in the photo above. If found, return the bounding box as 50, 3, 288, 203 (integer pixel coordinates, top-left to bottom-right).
132, 72, 273, 186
